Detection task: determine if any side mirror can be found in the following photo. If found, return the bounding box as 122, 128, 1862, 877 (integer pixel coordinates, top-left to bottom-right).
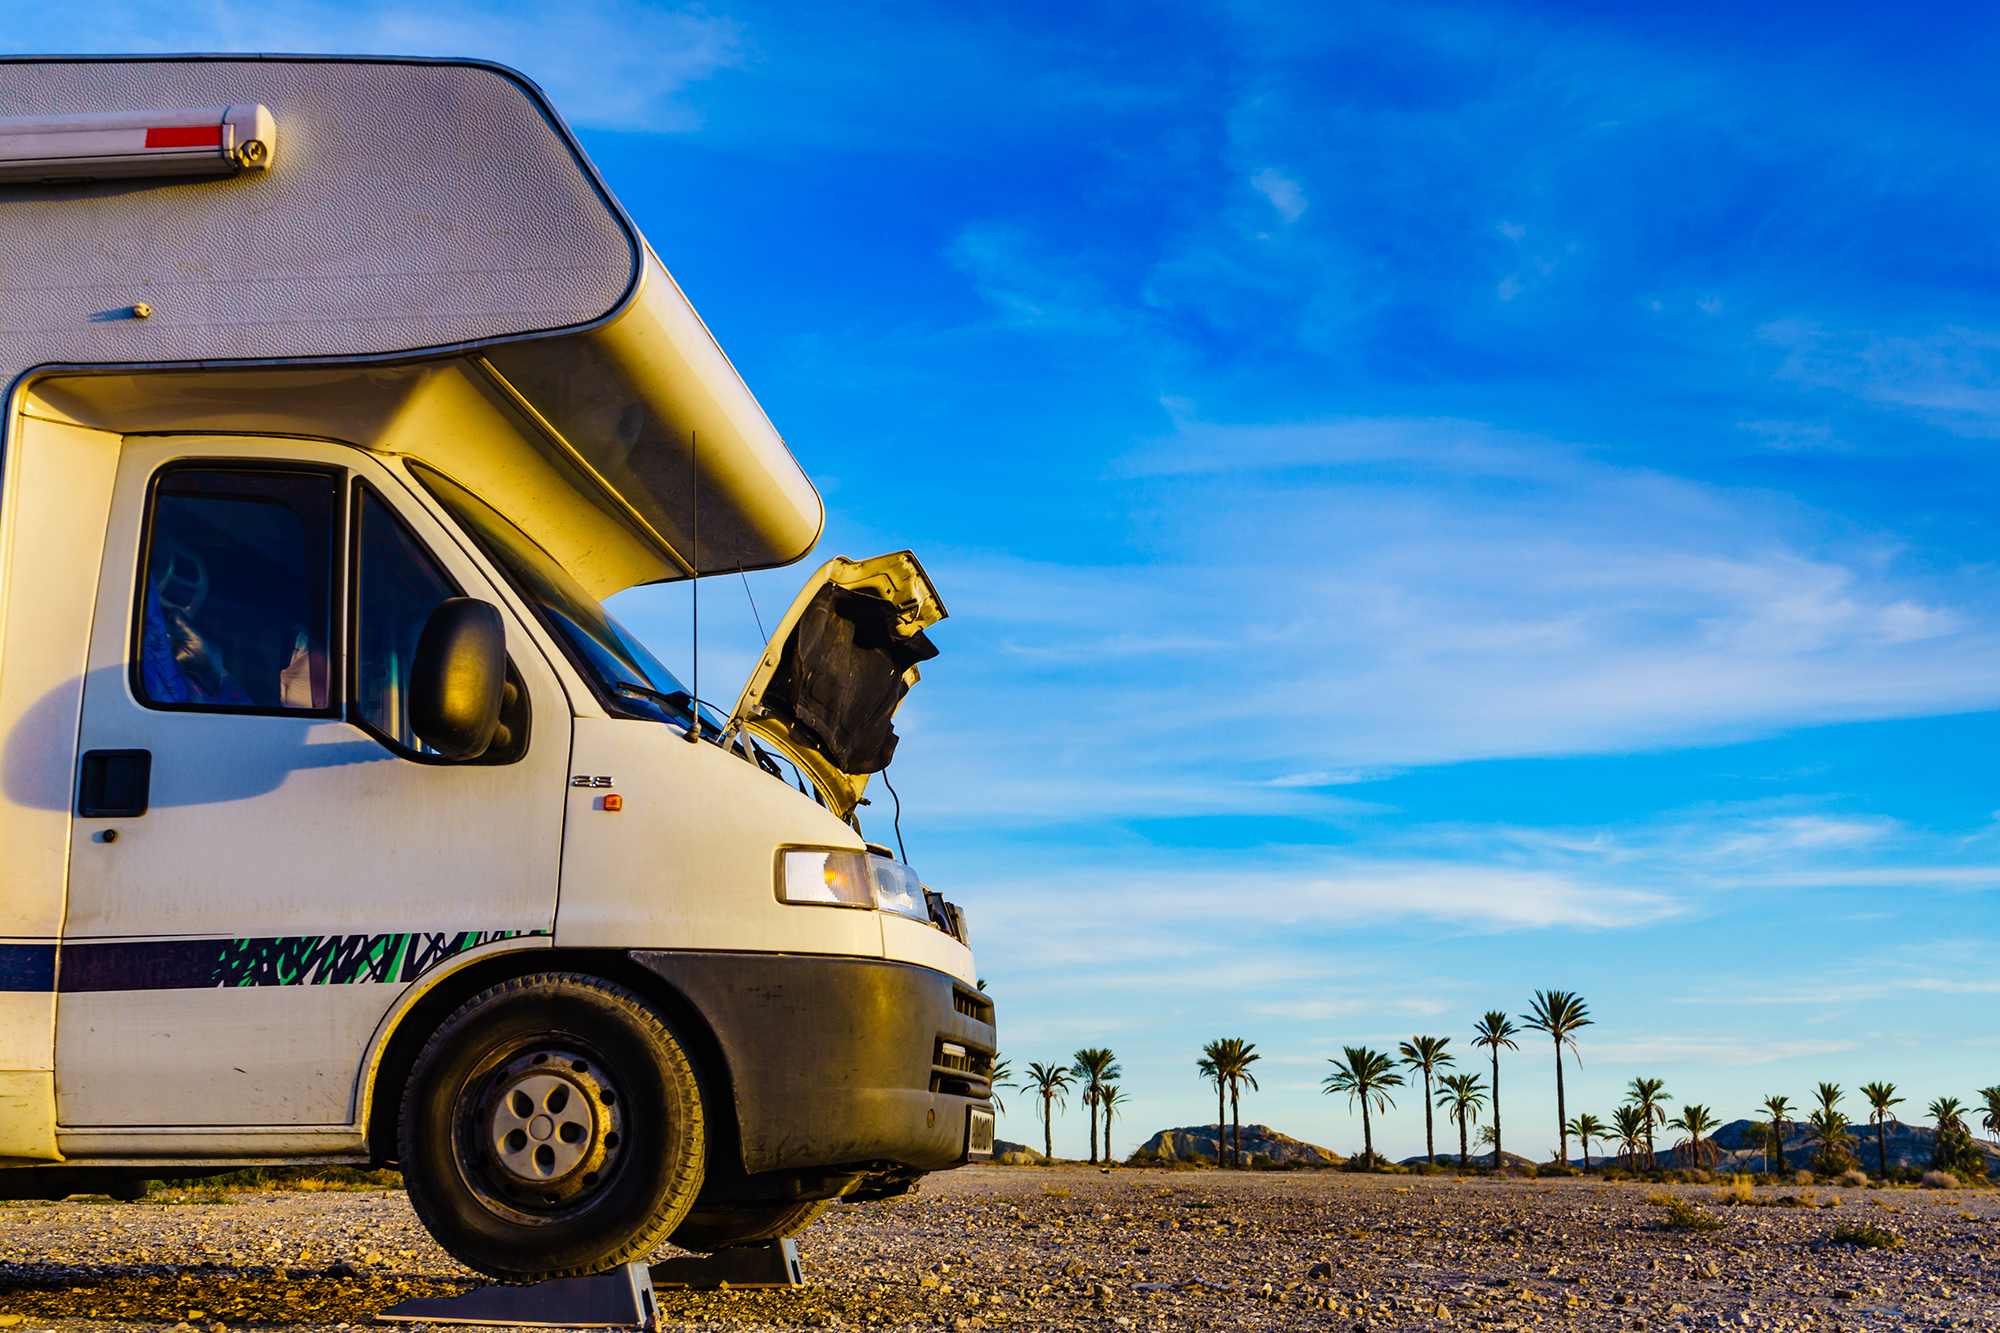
409, 598, 507, 760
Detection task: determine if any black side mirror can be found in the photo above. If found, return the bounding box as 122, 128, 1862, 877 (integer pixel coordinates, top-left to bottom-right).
410, 598, 507, 760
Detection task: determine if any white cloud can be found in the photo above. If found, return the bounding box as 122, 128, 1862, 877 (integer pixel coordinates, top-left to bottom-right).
909, 414, 2000, 801
1250, 168, 1308, 223
0, 0, 746, 130
1764, 322, 2000, 437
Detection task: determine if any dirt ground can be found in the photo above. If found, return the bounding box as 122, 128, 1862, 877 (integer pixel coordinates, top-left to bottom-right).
0, 1164, 1993, 1331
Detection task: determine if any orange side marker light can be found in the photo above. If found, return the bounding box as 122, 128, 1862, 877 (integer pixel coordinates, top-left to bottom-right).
601, 794, 623, 812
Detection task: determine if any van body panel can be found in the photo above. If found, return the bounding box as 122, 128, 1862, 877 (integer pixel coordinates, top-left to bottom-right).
3, 58, 822, 586
0, 1071, 58, 1161
56, 435, 569, 1130
480, 256, 825, 580
56, 986, 402, 1126
555, 716, 882, 956
879, 912, 977, 988
0, 58, 636, 363
56, 1127, 364, 1161
0, 411, 122, 1159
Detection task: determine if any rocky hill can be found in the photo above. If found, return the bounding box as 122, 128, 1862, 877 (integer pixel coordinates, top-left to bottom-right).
1133, 1124, 1342, 1166
1706, 1118, 1999, 1175
992, 1139, 1048, 1165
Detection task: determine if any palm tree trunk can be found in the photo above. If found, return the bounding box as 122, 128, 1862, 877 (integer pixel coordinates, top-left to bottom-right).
1458, 1113, 1469, 1165
1216, 1079, 1227, 1169
1087, 1086, 1098, 1164
1043, 1092, 1054, 1161
1422, 1071, 1435, 1164
1553, 1039, 1567, 1164
1362, 1098, 1374, 1163
1230, 1083, 1242, 1169
1876, 1116, 1888, 1180
1490, 1052, 1502, 1167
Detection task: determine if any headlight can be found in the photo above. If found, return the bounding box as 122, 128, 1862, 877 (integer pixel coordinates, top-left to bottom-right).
780, 849, 932, 923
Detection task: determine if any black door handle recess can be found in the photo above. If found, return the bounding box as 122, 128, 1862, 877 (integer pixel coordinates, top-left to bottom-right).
78, 749, 151, 818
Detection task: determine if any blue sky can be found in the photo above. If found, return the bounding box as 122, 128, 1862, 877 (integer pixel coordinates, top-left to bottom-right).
17, 1, 2000, 1162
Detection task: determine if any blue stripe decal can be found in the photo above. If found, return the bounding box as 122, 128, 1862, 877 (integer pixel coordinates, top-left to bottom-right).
0, 944, 56, 991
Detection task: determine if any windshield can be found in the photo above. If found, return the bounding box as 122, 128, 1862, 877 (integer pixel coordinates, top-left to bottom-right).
411, 465, 721, 733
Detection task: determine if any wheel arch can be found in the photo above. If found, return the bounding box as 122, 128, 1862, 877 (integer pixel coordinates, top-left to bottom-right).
363, 947, 739, 1171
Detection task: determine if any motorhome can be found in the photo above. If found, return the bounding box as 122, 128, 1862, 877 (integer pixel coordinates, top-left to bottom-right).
0, 55, 995, 1280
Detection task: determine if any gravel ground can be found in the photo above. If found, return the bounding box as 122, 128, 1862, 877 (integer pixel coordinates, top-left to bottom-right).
0, 1165, 1993, 1331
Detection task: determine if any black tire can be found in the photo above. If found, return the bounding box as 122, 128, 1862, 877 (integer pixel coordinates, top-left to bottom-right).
669, 1199, 830, 1252
398, 972, 705, 1280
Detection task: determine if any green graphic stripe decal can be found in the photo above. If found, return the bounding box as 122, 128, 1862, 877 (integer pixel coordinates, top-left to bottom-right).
59, 930, 550, 993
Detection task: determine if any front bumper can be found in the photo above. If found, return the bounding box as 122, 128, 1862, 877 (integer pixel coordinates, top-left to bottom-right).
630, 951, 997, 1177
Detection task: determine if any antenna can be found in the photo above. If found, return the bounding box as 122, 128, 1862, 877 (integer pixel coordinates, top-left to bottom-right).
684, 429, 700, 744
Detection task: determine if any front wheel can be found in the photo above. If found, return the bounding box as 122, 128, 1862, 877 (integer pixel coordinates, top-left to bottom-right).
399, 973, 705, 1279
669, 1199, 830, 1252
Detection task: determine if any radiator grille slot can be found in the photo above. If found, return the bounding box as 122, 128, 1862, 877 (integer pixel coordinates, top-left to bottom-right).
952, 987, 993, 1024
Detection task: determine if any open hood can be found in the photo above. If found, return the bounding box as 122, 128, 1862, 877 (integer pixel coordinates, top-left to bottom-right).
726, 551, 945, 822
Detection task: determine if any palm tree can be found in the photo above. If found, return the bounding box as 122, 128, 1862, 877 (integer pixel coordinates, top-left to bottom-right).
1611, 1104, 1650, 1169
989, 1056, 1011, 1116
1471, 1012, 1519, 1167
1805, 1083, 1850, 1173
1399, 1036, 1454, 1166
1020, 1062, 1070, 1161
1197, 1043, 1227, 1167
1323, 1046, 1404, 1166
1437, 1073, 1486, 1166
1098, 1085, 1125, 1162
1803, 1107, 1858, 1175
1759, 1095, 1793, 1175
1070, 1048, 1120, 1164
1209, 1038, 1261, 1169
1627, 1078, 1671, 1169
1521, 990, 1593, 1165
1667, 1104, 1721, 1169
1928, 1096, 1975, 1176
1566, 1112, 1606, 1168
1978, 1085, 2000, 1146
1860, 1082, 1902, 1181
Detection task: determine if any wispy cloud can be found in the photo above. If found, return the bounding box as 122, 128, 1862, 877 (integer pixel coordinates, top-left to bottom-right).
1765, 322, 2000, 438
1249, 169, 1307, 223
1584, 1037, 1859, 1067
0, 0, 747, 130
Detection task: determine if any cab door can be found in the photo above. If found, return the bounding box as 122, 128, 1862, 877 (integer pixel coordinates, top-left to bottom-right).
55, 436, 571, 1134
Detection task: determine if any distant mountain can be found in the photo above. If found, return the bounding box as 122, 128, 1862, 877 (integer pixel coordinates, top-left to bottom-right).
1134, 1124, 1342, 1166
1705, 1118, 1999, 1175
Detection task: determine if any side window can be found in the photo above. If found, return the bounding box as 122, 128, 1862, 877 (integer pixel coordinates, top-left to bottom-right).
354, 488, 461, 750
137, 468, 335, 713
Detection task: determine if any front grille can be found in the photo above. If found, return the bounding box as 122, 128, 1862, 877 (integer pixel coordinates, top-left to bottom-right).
929, 1037, 994, 1099
952, 987, 993, 1024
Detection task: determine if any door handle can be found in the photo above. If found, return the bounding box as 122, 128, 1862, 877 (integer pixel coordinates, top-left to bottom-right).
78, 749, 151, 818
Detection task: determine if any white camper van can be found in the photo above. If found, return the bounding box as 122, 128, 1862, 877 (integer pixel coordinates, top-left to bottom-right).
0, 55, 995, 1279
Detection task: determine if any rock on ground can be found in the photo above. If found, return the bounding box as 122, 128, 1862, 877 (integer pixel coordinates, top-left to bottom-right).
0, 1166, 1995, 1330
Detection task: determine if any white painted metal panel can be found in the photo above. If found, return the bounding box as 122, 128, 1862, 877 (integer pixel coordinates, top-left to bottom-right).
556, 715, 885, 957
0, 411, 121, 1159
